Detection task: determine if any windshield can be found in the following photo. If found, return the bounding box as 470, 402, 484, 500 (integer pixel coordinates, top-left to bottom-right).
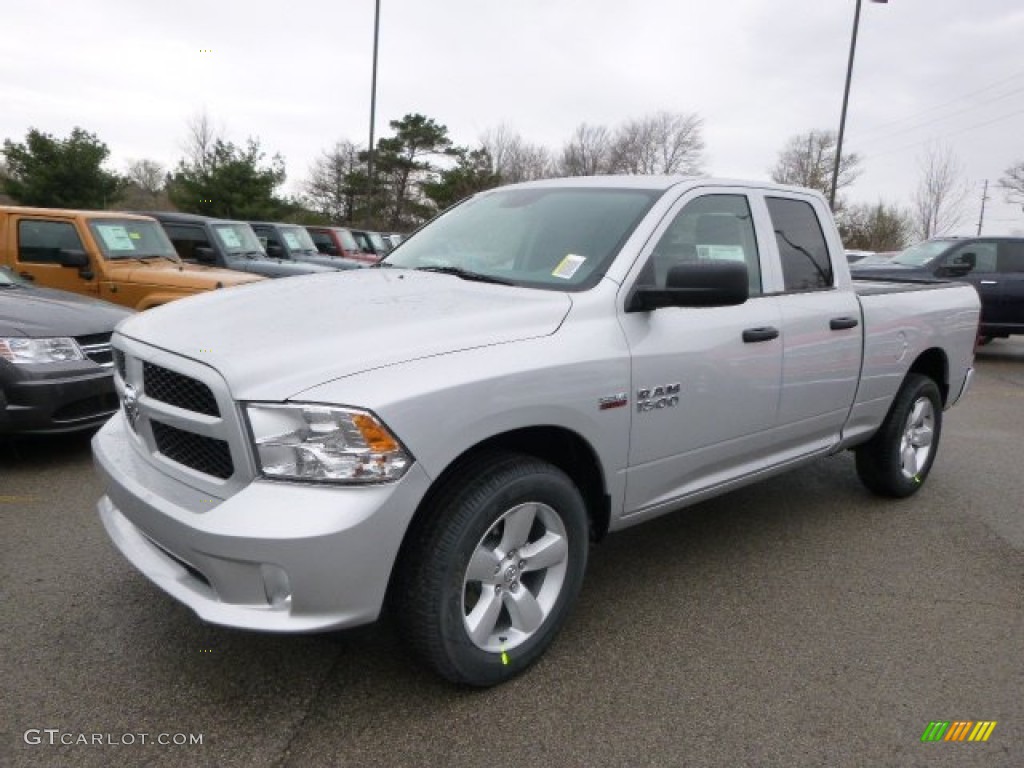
891, 239, 956, 267
88, 219, 180, 261
368, 231, 389, 252
280, 226, 318, 254
212, 222, 265, 255
336, 228, 360, 251
384, 187, 661, 290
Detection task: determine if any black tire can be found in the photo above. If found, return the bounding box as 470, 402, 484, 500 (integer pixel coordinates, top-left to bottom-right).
394, 451, 589, 686
855, 373, 943, 498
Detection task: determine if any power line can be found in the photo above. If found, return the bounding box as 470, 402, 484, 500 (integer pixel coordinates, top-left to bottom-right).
852, 84, 1024, 147
849, 69, 1024, 141
858, 107, 1024, 163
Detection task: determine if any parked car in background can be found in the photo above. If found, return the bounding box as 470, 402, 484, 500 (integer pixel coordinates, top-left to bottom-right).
306, 226, 379, 264
248, 222, 365, 270
852, 237, 1024, 343
0, 206, 263, 310
383, 233, 405, 250
351, 229, 392, 259
143, 212, 338, 278
1, 266, 130, 434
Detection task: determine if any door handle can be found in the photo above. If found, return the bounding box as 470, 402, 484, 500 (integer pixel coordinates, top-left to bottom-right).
18, 271, 35, 281
830, 316, 859, 330
979, 280, 998, 285
742, 326, 779, 343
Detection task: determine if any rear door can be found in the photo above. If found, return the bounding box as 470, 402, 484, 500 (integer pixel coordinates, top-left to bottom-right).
620, 188, 784, 513
762, 194, 862, 455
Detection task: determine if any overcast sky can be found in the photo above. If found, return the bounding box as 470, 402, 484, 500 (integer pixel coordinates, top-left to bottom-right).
3, 0, 1022, 235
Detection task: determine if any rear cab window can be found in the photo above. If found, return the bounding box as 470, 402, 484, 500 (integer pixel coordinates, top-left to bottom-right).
766, 197, 834, 292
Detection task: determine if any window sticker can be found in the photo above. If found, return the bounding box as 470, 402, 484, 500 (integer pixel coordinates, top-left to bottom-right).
129, 232, 141, 240
697, 244, 746, 263
216, 227, 242, 248
552, 253, 586, 279
95, 225, 136, 251
282, 232, 302, 249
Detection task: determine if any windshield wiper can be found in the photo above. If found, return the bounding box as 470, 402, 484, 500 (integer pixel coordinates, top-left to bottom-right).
414, 266, 514, 285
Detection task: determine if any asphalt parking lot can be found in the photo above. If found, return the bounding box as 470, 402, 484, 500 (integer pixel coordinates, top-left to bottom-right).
2, 340, 1022, 768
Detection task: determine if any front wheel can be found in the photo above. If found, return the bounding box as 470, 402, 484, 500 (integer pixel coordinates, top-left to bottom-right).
855, 373, 943, 498
395, 452, 589, 686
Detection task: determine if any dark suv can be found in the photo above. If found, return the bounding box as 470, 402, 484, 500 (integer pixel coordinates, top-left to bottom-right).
248, 222, 365, 270
852, 237, 1024, 342
142, 212, 338, 278
1, 266, 130, 434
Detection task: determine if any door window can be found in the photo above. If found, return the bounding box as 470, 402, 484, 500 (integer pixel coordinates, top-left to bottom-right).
944, 242, 997, 273
766, 197, 833, 292
998, 241, 1024, 273
162, 223, 211, 260
639, 194, 762, 295
17, 220, 84, 263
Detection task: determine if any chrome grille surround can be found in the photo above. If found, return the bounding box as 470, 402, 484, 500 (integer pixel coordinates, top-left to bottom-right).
111, 335, 254, 497
76, 333, 114, 367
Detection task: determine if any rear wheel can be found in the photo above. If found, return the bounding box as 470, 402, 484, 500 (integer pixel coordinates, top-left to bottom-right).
395, 452, 589, 686
855, 373, 942, 498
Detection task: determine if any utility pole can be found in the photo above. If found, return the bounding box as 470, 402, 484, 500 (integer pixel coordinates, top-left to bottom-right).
367, 0, 381, 221
830, 0, 888, 210
977, 179, 989, 236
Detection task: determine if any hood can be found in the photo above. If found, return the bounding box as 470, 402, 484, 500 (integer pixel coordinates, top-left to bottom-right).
116, 269, 572, 400
0, 284, 133, 337
105, 259, 264, 288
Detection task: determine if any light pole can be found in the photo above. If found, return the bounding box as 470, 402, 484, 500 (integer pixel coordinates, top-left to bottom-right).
367, 0, 381, 219
830, 0, 887, 210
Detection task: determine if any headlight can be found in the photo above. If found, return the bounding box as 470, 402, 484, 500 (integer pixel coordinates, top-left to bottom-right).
0, 337, 85, 364
245, 403, 411, 484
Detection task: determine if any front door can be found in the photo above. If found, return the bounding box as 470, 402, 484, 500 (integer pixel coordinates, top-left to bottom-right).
620, 190, 783, 515
11, 216, 97, 296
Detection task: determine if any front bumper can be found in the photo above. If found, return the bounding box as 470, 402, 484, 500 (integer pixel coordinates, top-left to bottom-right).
93, 414, 432, 632
1, 366, 117, 435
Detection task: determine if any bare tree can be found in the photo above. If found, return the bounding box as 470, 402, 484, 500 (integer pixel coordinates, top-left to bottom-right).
999, 159, 1024, 206
770, 129, 860, 201
837, 201, 912, 251
609, 111, 705, 175
479, 125, 553, 183
912, 144, 970, 240
302, 139, 364, 222
558, 123, 612, 177
124, 159, 166, 202
181, 110, 222, 175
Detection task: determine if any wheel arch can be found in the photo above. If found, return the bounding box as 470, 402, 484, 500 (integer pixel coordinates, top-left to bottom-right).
907, 347, 950, 405
385, 426, 610, 604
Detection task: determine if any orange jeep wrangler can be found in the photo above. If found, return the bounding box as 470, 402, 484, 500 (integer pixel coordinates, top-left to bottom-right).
0, 206, 263, 310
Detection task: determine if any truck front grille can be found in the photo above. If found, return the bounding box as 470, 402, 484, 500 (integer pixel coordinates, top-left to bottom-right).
151, 420, 234, 479
144, 362, 220, 416
76, 333, 114, 367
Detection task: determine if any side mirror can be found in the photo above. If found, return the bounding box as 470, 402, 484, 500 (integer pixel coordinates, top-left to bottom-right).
626, 260, 749, 312
193, 246, 216, 263
266, 243, 285, 258
57, 248, 89, 268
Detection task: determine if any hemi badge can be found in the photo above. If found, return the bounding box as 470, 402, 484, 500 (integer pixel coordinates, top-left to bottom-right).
598, 393, 628, 410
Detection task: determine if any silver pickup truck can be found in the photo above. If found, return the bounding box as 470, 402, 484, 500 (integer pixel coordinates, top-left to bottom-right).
93, 177, 980, 686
